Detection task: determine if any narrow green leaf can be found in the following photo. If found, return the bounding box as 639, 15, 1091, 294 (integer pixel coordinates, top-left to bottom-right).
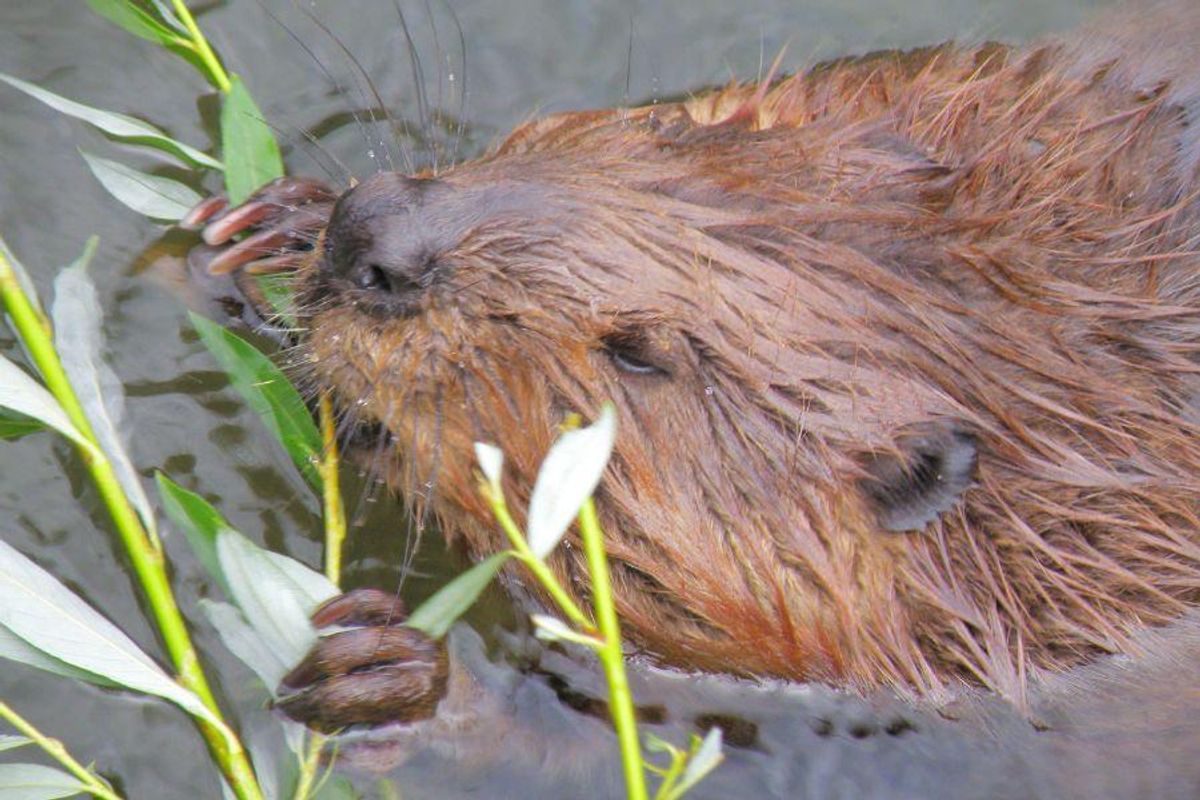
643, 733, 680, 756
160, 474, 339, 686
189, 312, 322, 488
0, 737, 31, 753
672, 727, 724, 798
216, 530, 337, 682
0, 763, 88, 800
0, 410, 44, 441
530, 614, 603, 649
156, 472, 233, 597
405, 552, 511, 640
0, 355, 95, 455
220, 75, 284, 205
527, 404, 616, 559
80, 151, 201, 221
0, 73, 221, 169
54, 238, 158, 540
261, 548, 341, 610
474, 442, 504, 496
85, 0, 184, 48
200, 599, 290, 693
0, 626, 116, 688
0, 539, 220, 727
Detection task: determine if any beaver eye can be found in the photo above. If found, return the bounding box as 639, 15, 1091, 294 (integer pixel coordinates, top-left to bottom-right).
602, 334, 670, 377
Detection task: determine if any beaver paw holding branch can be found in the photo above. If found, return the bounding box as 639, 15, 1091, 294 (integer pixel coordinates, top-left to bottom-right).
188, 2, 1200, 736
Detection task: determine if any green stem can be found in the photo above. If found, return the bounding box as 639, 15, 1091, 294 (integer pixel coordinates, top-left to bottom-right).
318, 392, 345, 585
651, 750, 688, 800
168, 0, 232, 92
0, 700, 124, 800
485, 488, 592, 631
578, 498, 647, 800
0, 252, 263, 800
290, 732, 325, 800
288, 393, 344, 799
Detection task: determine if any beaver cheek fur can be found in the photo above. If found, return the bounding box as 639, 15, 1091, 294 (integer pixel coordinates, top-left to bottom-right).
296, 175, 969, 691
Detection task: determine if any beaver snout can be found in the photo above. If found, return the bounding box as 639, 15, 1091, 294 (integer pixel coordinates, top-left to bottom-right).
322, 173, 456, 313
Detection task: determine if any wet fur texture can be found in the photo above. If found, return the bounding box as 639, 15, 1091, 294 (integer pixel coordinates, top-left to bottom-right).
297, 2, 1200, 703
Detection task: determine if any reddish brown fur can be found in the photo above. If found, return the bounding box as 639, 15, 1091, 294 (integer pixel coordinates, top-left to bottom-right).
297, 6, 1200, 703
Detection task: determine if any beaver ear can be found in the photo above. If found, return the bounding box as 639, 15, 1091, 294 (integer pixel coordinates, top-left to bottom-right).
859, 420, 977, 532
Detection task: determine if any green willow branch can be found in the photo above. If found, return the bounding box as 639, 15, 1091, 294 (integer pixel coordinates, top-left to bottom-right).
290, 732, 325, 800
318, 392, 346, 585
0, 249, 264, 800
0, 700, 124, 800
481, 476, 649, 800
290, 393, 345, 800
578, 498, 647, 800
168, 0, 232, 92
482, 486, 593, 631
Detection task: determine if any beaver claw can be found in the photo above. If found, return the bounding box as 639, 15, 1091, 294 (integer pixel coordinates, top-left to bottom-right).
275, 588, 449, 734
183, 176, 337, 276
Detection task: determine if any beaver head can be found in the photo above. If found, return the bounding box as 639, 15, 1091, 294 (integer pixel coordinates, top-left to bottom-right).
294, 41, 1200, 701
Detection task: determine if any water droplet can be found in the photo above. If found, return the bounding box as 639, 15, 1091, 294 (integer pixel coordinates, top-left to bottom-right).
367, 149, 376, 159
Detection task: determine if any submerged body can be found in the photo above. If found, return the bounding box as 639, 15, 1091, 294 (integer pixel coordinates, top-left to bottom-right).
192, 1, 1200, 714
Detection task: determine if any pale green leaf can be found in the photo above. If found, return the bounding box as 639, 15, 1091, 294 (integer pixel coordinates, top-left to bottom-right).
200, 599, 291, 692
216, 530, 336, 676
0, 625, 116, 688
0, 539, 218, 727
474, 442, 503, 496
0, 763, 87, 799
530, 614, 603, 649
673, 727, 724, 798
0, 355, 94, 454
53, 238, 158, 540
527, 404, 616, 559
0, 73, 220, 169
80, 151, 201, 221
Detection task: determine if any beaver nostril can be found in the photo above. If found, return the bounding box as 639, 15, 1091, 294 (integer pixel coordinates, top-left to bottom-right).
352, 262, 425, 298
355, 264, 390, 292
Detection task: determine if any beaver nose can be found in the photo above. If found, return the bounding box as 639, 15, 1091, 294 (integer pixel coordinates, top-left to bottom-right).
323, 174, 452, 302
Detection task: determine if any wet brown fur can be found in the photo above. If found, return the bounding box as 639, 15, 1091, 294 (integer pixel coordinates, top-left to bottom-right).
297, 6, 1200, 703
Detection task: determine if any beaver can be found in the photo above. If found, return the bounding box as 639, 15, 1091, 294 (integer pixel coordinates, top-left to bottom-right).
187, 0, 1200, 729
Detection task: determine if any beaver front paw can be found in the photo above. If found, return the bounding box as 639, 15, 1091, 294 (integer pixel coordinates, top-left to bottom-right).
275, 588, 449, 734
183, 176, 337, 276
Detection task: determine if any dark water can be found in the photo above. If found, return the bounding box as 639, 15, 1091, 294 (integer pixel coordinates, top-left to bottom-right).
0, 1, 1124, 798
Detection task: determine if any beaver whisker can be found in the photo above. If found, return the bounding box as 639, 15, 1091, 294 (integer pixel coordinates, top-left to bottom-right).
394, 392, 431, 593
445, 1, 469, 170
294, 2, 402, 173
253, 0, 366, 182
